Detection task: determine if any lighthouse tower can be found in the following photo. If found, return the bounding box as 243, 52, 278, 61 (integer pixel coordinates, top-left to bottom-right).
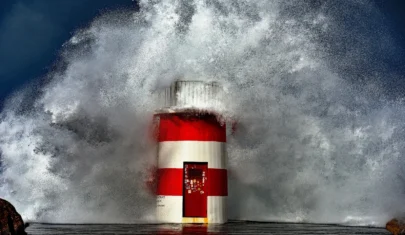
154, 81, 227, 224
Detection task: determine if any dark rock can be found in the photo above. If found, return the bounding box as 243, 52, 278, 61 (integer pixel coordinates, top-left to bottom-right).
0, 198, 27, 235
387, 218, 405, 235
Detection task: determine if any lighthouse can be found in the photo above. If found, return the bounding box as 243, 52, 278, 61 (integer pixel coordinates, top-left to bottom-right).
154, 81, 228, 224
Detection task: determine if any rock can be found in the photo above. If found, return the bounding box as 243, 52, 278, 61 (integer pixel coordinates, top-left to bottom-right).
387, 219, 405, 235
0, 198, 27, 235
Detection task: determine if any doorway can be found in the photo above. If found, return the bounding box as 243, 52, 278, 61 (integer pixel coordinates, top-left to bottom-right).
183, 162, 208, 217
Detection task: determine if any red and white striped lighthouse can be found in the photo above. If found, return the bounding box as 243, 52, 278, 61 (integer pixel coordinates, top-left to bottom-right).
154, 81, 228, 224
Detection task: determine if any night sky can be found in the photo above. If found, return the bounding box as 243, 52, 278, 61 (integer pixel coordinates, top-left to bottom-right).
0, 0, 404, 108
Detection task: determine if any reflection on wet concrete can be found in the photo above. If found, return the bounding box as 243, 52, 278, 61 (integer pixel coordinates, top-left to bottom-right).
26, 221, 389, 235
155, 223, 227, 234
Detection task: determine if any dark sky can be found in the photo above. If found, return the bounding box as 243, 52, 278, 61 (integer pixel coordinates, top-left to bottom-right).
0, 0, 136, 105
373, 0, 405, 69
0, 0, 404, 107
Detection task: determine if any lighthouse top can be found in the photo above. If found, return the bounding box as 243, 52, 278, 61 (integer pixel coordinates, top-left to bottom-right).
157, 80, 223, 113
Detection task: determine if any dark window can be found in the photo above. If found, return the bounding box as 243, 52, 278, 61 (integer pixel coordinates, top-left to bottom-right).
189, 169, 203, 178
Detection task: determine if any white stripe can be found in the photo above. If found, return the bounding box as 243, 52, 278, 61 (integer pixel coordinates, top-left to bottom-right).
158, 141, 226, 169
208, 196, 227, 223
157, 196, 183, 223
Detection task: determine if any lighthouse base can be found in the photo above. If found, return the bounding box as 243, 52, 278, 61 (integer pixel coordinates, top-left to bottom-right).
157, 196, 227, 224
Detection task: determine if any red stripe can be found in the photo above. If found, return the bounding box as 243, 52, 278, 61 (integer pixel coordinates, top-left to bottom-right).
206, 169, 228, 196
157, 168, 227, 196
157, 113, 226, 142
157, 168, 183, 196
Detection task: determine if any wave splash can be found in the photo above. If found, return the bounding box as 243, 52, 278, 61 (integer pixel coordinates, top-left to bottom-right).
0, 0, 404, 226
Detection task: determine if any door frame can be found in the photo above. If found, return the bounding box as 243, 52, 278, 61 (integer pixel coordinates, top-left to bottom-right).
182, 161, 208, 218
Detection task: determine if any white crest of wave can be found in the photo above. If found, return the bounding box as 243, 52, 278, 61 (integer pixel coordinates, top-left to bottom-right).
0, 0, 404, 226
